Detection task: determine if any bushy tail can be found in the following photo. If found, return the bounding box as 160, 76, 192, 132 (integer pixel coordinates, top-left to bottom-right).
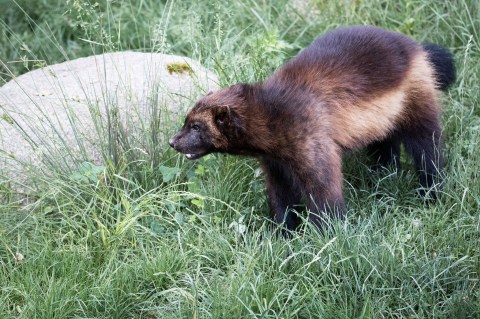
422, 43, 456, 91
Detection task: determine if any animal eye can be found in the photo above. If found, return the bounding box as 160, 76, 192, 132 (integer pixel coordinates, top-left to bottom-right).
191, 124, 200, 131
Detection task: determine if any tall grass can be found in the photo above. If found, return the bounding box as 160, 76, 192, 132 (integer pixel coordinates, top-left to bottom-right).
1, 0, 479, 318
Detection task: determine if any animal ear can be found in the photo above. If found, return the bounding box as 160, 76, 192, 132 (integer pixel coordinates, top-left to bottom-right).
214, 106, 232, 127
214, 106, 244, 132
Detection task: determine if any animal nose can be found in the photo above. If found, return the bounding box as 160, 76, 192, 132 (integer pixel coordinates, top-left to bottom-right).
168, 138, 175, 148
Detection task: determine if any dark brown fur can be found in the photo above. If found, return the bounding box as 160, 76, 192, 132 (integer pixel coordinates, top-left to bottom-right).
169, 26, 455, 232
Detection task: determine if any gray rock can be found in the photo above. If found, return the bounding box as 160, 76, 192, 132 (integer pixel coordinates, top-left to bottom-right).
0, 52, 218, 182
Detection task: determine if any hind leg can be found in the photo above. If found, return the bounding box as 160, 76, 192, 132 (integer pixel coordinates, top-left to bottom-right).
367, 135, 402, 171
402, 116, 444, 199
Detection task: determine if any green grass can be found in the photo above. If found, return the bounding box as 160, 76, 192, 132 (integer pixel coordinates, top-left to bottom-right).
1, 0, 479, 318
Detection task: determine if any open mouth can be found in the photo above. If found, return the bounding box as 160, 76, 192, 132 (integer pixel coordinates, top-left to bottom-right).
184, 153, 204, 160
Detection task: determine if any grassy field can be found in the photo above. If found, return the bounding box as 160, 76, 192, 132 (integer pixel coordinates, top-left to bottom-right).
1, 0, 479, 318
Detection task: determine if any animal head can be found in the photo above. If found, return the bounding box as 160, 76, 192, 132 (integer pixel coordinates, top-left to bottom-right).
169, 84, 252, 160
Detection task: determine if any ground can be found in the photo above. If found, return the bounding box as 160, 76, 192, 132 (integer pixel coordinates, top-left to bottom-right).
0, 0, 479, 318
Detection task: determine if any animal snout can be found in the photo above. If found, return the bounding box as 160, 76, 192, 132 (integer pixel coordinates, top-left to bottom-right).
168, 137, 175, 148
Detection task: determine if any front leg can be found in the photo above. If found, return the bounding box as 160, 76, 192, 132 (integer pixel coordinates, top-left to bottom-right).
261, 158, 302, 232
294, 145, 346, 229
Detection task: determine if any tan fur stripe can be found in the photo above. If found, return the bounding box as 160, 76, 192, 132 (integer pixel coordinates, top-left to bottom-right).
330, 52, 438, 149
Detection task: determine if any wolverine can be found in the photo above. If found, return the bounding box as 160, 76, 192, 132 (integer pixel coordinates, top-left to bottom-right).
169, 26, 456, 231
